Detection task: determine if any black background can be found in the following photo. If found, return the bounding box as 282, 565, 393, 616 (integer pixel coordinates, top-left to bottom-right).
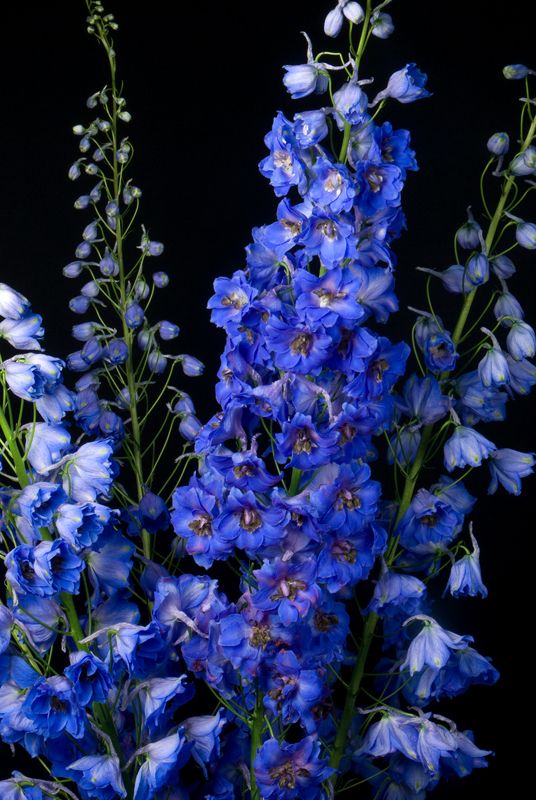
1, 0, 534, 796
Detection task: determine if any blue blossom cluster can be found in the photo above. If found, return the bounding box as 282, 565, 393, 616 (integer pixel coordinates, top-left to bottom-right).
0, 1, 534, 799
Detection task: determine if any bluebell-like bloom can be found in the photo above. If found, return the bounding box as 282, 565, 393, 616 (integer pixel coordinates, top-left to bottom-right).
27, 424, 70, 475
68, 755, 126, 800
443, 426, 496, 471
464, 253, 489, 286
182, 713, 225, 776
254, 736, 333, 799
0, 283, 31, 319
135, 675, 194, 735
324, 1, 364, 37
516, 220, 536, 249
368, 566, 426, 617
12, 596, 64, 655
61, 440, 114, 501
0, 314, 44, 350
487, 132, 510, 155
371, 63, 431, 106
401, 616, 471, 675
332, 80, 368, 127
506, 320, 536, 361
447, 532, 487, 598
478, 344, 510, 387
283, 63, 328, 100
503, 63, 532, 79
487, 447, 535, 494
85, 531, 135, 596
133, 731, 190, 800
397, 374, 449, 426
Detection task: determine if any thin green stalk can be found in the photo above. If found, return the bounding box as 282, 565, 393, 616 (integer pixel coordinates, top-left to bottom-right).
250, 691, 263, 800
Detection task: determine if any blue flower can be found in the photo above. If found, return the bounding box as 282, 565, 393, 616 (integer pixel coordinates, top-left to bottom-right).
0, 283, 31, 319
443, 426, 496, 471
65, 651, 113, 705
372, 63, 431, 106
401, 616, 471, 675
275, 413, 339, 469
368, 566, 426, 617
0, 313, 44, 350
397, 489, 463, 550
133, 731, 190, 800
12, 596, 64, 655
298, 209, 357, 268
254, 736, 332, 799
259, 112, 307, 197
324, 2, 365, 37
182, 712, 225, 777
134, 675, 194, 735
507, 321, 536, 360
397, 374, 449, 426
214, 488, 287, 555
85, 531, 135, 596
61, 440, 114, 501
266, 314, 332, 375
68, 755, 126, 800
312, 462, 381, 534
282, 63, 328, 100
253, 558, 321, 626
487, 447, 535, 494
308, 158, 356, 213
447, 531, 487, 598
21, 675, 85, 740
264, 651, 325, 733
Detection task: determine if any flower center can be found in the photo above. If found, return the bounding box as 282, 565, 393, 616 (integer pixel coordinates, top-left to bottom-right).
188, 513, 212, 537
290, 332, 312, 356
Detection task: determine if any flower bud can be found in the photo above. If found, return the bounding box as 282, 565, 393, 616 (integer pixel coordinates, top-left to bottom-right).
99, 250, 118, 277
456, 221, 481, 249
464, 253, 489, 286
148, 349, 167, 374
75, 242, 92, 259
104, 338, 128, 365
63, 261, 85, 279
152, 271, 169, 288
81, 281, 100, 299
134, 279, 150, 301
487, 132, 509, 156
125, 304, 144, 329
371, 11, 394, 38
179, 414, 202, 441
507, 321, 536, 360
491, 255, 516, 279
181, 355, 204, 377
516, 221, 536, 249
72, 322, 98, 341
509, 146, 536, 175
503, 64, 530, 80
69, 295, 91, 314
159, 320, 180, 341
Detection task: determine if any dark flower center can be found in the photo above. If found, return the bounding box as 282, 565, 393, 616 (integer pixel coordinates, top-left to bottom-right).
336, 488, 361, 510
271, 578, 307, 601
365, 166, 384, 193
221, 291, 246, 310
333, 540, 357, 563
314, 610, 339, 632
250, 624, 271, 648
317, 219, 337, 240
290, 332, 313, 356
240, 506, 262, 532
50, 696, 67, 712
188, 512, 213, 537
420, 513, 438, 527
21, 561, 35, 581
293, 428, 315, 454
269, 761, 310, 788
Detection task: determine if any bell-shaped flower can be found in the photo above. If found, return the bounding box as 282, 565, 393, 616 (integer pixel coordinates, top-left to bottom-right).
68, 755, 126, 800
443, 425, 496, 471
487, 447, 535, 495
447, 531, 488, 598
401, 616, 472, 675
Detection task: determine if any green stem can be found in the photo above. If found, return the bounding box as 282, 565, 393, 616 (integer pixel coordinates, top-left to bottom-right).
338, 0, 372, 164
101, 24, 150, 559
250, 691, 263, 800
330, 611, 378, 777
0, 401, 28, 487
